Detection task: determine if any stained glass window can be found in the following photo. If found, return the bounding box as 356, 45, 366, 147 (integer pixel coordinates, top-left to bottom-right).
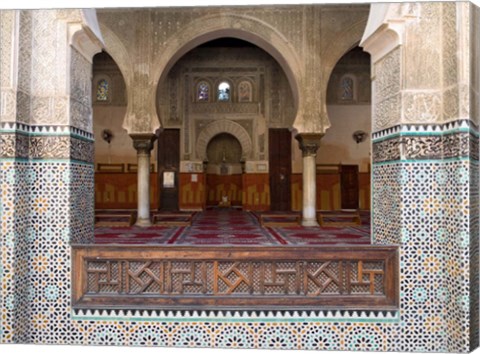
340, 77, 354, 101
217, 81, 230, 101
238, 81, 252, 102
197, 81, 209, 101
97, 79, 109, 101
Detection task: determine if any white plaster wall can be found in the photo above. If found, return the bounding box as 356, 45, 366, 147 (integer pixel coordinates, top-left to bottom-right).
291, 104, 371, 173
319, 105, 371, 172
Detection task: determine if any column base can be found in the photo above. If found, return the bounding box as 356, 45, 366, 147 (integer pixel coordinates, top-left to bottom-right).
301, 219, 319, 227
135, 217, 152, 227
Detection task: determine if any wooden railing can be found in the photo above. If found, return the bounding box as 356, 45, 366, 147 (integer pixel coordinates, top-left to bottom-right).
72, 245, 399, 310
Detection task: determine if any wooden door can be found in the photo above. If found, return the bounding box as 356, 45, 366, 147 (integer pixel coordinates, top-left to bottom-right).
157, 129, 180, 211
340, 165, 359, 209
269, 129, 291, 211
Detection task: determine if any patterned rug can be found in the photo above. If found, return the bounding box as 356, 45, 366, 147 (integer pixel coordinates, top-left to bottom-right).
94, 209, 371, 246
267, 225, 370, 246
95, 226, 184, 244
168, 209, 282, 246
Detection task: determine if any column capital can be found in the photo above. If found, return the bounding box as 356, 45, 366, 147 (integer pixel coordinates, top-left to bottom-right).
131, 133, 157, 154
295, 133, 324, 157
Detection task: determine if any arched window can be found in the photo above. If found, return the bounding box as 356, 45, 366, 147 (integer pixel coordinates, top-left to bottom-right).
340, 76, 354, 101
238, 80, 252, 102
197, 81, 210, 102
217, 81, 230, 101
96, 79, 109, 101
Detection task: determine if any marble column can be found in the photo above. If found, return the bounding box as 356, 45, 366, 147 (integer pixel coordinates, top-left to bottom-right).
131, 134, 157, 227
295, 133, 323, 227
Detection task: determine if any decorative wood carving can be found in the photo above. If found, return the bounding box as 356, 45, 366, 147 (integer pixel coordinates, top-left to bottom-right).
72, 245, 399, 310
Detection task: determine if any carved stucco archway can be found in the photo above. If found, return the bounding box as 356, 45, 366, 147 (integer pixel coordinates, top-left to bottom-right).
320, 18, 369, 133
97, 23, 133, 132
196, 120, 253, 161
151, 13, 303, 131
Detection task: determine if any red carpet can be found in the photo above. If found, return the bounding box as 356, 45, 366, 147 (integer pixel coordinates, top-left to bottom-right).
169, 209, 283, 245
95, 226, 184, 244
94, 209, 371, 246
268, 225, 370, 245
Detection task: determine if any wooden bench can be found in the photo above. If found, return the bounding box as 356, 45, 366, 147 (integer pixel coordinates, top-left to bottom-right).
260, 213, 301, 227
152, 212, 193, 227
95, 212, 136, 227
317, 210, 361, 227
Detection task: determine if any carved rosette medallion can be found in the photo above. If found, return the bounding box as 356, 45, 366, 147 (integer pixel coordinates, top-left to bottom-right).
131, 134, 157, 155
295, 133, 324, 157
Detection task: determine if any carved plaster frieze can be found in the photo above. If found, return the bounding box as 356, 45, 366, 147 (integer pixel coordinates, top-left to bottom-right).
371, 48, 402, 132
295, 133, 324, 157
374, 48, 401, 102
70, 99, 92, 133
70, 49, 92, 106
0, 133, 29, 158
30, 11, 59, 95
402, 91, 442, 123
191, 103, 259, 115
0, 132, 94, 163
70, 47, 94, 132
31, 97, 68, 126
458, 83, 471, 120
373, 94, 401, 132
472, 88, 479, 126
404, 5, 442, 91
442, 3, 457, 88
18, 11, 32, 97
0, 90, 17, 122
443, 87, 460, 121
0, 11, 15, 88
29, 135, 70, 159
372, 131, 477, 163
70, 137, 96, 163
16, 91, 31, 124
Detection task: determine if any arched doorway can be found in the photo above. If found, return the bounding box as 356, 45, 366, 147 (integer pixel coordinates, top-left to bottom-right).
156, 36, 295, 211
324, 45, 372, 211
205, 133, 243, 207
92, 51, 141, 211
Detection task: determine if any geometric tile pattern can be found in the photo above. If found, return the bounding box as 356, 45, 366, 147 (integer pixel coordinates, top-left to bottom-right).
0, 118, 95, 344
0, 161, 31, 344
470, 159, 480, 349
72, 308, 400, 322
372, 121, 479, 353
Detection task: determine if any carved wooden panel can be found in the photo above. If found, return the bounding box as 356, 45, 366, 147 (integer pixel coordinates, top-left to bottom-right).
73, 246, 398, 310
84, 259, 387, 297
269, 129, 292, 211
340, 164, 359, 209
157, 129, 180, 210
